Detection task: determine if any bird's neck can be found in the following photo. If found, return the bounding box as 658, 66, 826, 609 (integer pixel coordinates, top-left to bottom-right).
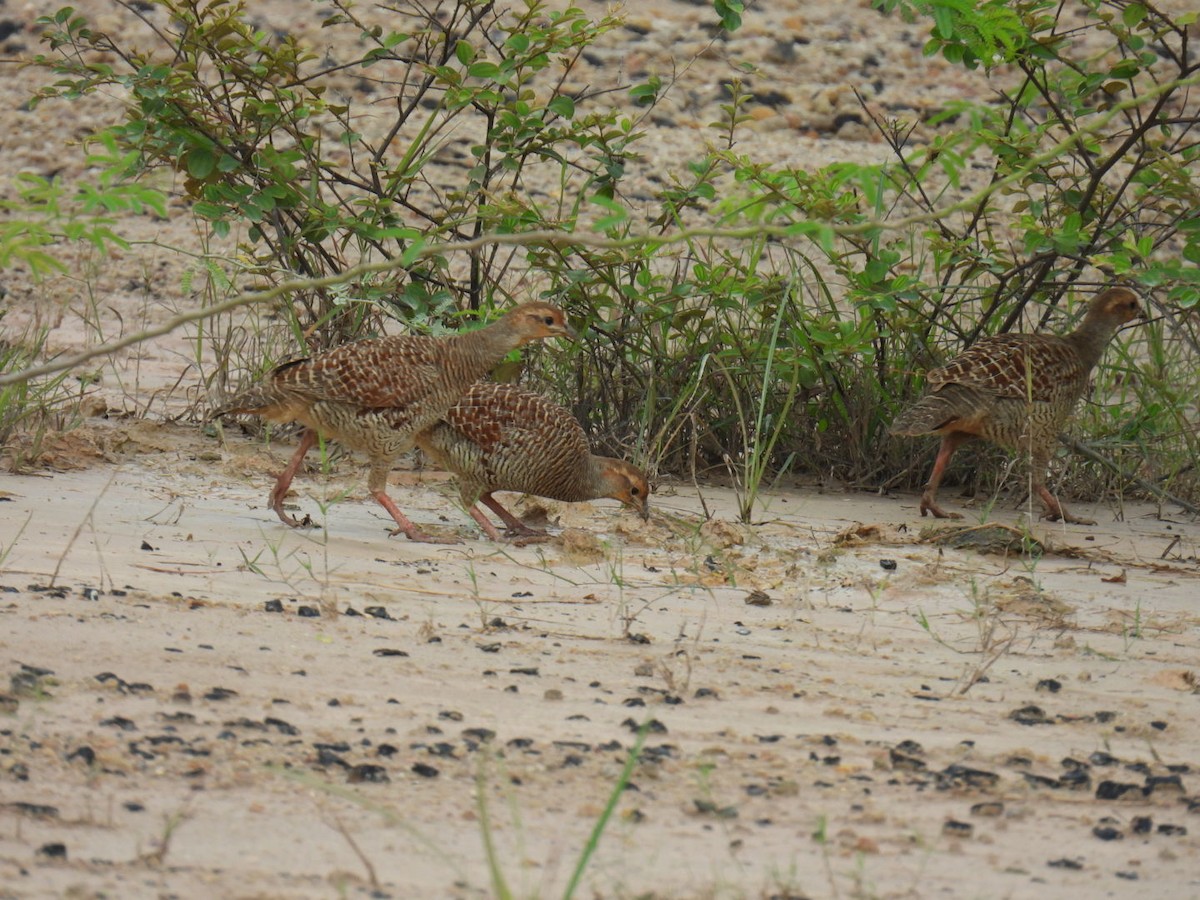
1066, 314, 1122, 371
451, 317, 523, 377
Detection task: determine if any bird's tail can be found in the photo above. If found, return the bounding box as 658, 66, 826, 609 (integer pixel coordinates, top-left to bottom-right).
889, 392, 966, 436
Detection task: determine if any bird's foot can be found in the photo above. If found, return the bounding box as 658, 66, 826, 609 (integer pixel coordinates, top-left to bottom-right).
274, 505, 317, 529
387, 524, 461, 544
508, 532, 552, 547
919, 497, 963, 520
1040, 509, 1096, 526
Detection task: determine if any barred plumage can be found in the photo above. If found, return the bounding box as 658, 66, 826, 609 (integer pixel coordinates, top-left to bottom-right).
416, 382, 649, 542
216, 302, 574, 541
890, 286, 1143, 524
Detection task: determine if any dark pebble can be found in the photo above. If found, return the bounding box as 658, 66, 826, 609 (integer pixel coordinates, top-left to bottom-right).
1047, 858, 1083, 870
623, 718, 667, 734
37, 842, 66, 859
428, 743, 457, 758
1089, 751, 1118, 767
1093, 826, 1124, 841
1150, 720, 1168, 731
66, 746, 95, 766
745, 590, 772, 606
372, 648, 409, 657
890, 749, 927, 772
562, 754, 585, 768
1009, 705, 1051, 725
894, 739, 921, 754
342, 607, 362, 617
1144, 775, 1185, 797
1095, 780, 1142, 801
478, 643, 501, 653
263, 599, 283, 613
1058, 768, 1091, 790
1094, 710, 1117, 723
377, 743, 398, 757
937, 764, 999, 789
99, 716, 137, 732
943, 819, 972, 837
123, 802, 144, 812
879, 558, 897, 570
1035, 678, 1062, 693
140, 541, 154, 551
1022, 773, 1060, 790
626, 633, 651, 644
438, 710, 463, 721
264, 717, 299, 735
694, 688, 719, 699
1157, 823, 1187, 836
364, 606, 392, 620
411, 762, 439, 778
348, 764, 389, 783
297, 606, 319, 617
316, 748, 347, 767
204, 688, 237, 701
509, 667, 539, 676
1131, 816, 1153, 834
9, 802, 58, 819
1115, 871, 1139, 880
462, 727, 496, 743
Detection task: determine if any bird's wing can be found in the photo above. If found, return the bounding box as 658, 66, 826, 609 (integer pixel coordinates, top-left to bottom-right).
926, 334, 1084, 402
271, 336, 445, 409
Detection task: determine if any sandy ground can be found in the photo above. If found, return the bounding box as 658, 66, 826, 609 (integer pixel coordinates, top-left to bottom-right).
2, 0, 1200, 898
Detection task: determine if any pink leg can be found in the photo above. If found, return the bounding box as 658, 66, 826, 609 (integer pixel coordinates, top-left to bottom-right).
480, 493, 550, 542
919, 432, 971, 519
1035, 484, 1095, 526
270, 430, 318, 528
374, 490, 460, 544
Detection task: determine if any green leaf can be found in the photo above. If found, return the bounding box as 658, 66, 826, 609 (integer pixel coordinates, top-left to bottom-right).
455, 40, 474, 66
467, 61, 500, 79
185, 148, 216, 180
548, 95, 575, 119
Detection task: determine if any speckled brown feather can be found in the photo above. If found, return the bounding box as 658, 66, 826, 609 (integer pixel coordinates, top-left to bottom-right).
890, 287, 1142, 523
215, 302, 574, 540
416, 382, 649, 540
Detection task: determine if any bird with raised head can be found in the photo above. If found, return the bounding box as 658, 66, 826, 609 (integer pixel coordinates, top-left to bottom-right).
415, 382, 649, 543
216, 302, 575, 542
890, 286, 1143, 525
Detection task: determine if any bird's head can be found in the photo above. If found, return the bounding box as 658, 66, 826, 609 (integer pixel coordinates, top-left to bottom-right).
1086, 286, 1144, 328
598, 458, 651, 520
504, 302, 577, 345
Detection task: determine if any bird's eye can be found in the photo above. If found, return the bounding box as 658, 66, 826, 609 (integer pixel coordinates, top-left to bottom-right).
543, 315, 555, 326
630, 486, 641, 495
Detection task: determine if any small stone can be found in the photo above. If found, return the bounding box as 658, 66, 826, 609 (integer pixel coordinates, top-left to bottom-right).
970, 801, 1004, 817
879, 558, 897, 571
1047, 858, 1083, 870
263, 599, 284, 613
943, 819, 972, 838
297, 606, 319, 617
37, 843, 67, 859
372, 648, 409, 657
411, 762, 439, 778
1092, 826, 1123, 841
347, 764, 389, 783
1036, 678, 1062, 693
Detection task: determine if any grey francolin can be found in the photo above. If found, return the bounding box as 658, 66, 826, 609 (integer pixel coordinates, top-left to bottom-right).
415, 382, 650, 543
890, 286, 1142, 524
217, 302, 574, 542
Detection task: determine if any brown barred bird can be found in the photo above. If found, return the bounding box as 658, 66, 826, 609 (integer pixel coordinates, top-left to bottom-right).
216, 303, 574, 542
415, 382, 649, 543
890, 286, 1143, 524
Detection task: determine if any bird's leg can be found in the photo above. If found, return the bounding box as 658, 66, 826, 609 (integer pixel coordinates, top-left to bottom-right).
919, 432, 970, 519
480, 493, 550, 544
368, 465, 459, 544
270, 429, 318, 528
464, 504, 507, 542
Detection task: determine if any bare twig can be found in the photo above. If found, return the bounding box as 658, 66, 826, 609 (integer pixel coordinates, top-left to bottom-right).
1061, 434, 1200, 516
